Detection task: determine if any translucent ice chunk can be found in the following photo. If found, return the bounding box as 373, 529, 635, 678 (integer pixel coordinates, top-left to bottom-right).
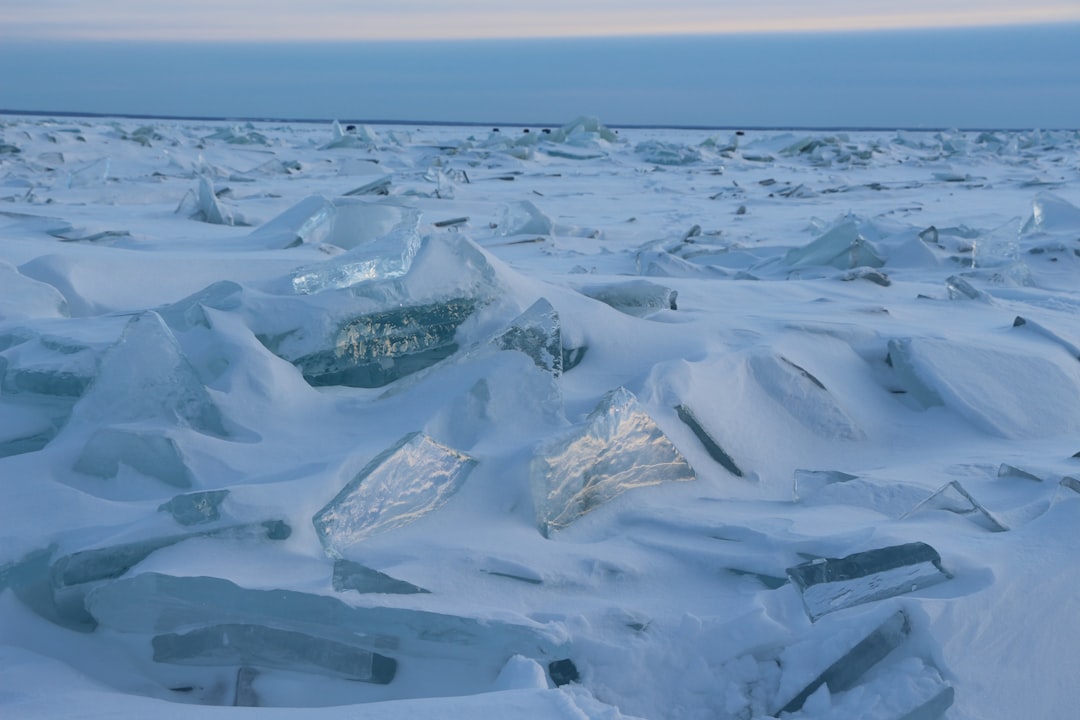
784, 215, 885, 269
530, 387, 695, 536
578, 279, 678, 317
158, 490, 230, 526
787, 542, 950, 620
332, 559, 429, 595
152, 624, 397, 683
87, 573, 556, 656
313, 433, 476, 555
0, 260, 69, 320
675, 404, 743, 477
492, 298, 564, 376
190, 175, 234, 226
1012, 315, 1080, 362
246, 195, 336, 249
74, 427, 193, 488
73, 312, 227, 436
0, 333, 98, 397
901, 480, 1009, 532
793, 469, 859, 501
1021, 191, 1080, 234
944, 275, 990, 301
234, 667, 259, 707
776, 609, 911, 714
497, 200, 553, 237
158, 280, 244, 332
634, 140, 703, 165
66, 157, 110, 188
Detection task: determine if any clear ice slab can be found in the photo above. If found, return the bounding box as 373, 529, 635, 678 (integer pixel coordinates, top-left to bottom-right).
674, 404, 743, 477
784, 215, 886, 269
313, 432, 477, 556
332, 559, 429, 595
578, 279, 678, 317
901, 480, 1009, 532
787, 542, 951, 620
530, 387, 695, 536
72, 311, 227, 436
74, 427, 193, 488
492, 298, 565, 376
158, 490, 230, 526
775, 609, 912, 714
152, 624, 397, 683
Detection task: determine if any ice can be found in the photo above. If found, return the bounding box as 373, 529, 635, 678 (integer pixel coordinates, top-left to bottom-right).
492, 298, 565, 376
313, 433, 477, 556
775, 609, 912, 714
787, 542, 951, 620
1021, 191, 1080, 234
748, 353, 863, 441
233, 667, 259, 707
71, 311, 228, 436
86, 573, 557, 656
996, 463, 1043, 482
784, 214, 886, 269
793, 469, 859, 501
65, 157, 110, 188
635, 140, 704, 165
157, 280, 244, 331
246, 194, 336, 249
886, 336, 1080, 438
284, 203, 422, 294
202, 124, 269, 145
901, 480, 1009, 532
157, 490, 230, 526
943, 274, 989, 301
674, 404, 744, 477
263, 236, 502, 388
152, 624, 397, 683
0, 260, 69, 320
180, 175, 236, 226
333, 559, 430, 595
323, 120, 380, 149
578, 279, 678, 317
0, 332, 98, 398
530, 387, 695, 536
1012, 316, 1080, 362
74, 427, 193, 488
496, 200, 554, 237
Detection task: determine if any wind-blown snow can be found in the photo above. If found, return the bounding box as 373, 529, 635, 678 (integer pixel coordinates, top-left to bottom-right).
2, 114, 1079, 719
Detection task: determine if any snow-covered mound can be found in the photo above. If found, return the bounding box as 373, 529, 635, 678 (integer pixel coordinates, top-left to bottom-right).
2, 115, 1080, 719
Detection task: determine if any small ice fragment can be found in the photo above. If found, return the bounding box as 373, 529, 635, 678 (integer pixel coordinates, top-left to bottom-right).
674, 404, 743, 477
492, 298, 564, 376
234, 667, 259, 707
74, 428, 193, 488
997, 463, 1043, 482
787, 542, 950, 620
578, 279, 678, 317
776, 610, 911, 714
944, 275, 989, 301
152, 624, 397, 683
784, 216, 885, 269
497, 200, 553, 236
313, 433, 476, 555
332, 559, 429, 595
158, 280, 244, 331
66, 158, 110, 188
842, 267, 891, 286
1060, 477, 1080, 495
793, 469, 859, 502
246, 195, 336, 249
531, 387, 695, 536
901, 480, 1008, 532
158, 490, 230, 526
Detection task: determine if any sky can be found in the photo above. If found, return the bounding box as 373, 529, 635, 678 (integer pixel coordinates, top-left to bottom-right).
1, 2, 1078, 129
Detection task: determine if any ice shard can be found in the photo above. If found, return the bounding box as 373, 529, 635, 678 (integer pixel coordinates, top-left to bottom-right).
578, 280, 678, 317
86, 573, 557, 658
496, 200, 553, 237
492, 298, 564, 376
1012, 316, 1080, 362
996, 463, 1043, 482
152, 624, 397, 683
531, 387, 695, 536
787, 542, 950, 620
73, 311, 227, 436
313, 433, 476, 555
158, 280, 244, 332
793, 469, 859, 501
1, 332, 99, 398
333, 560, 429, 595
158, 490, 230, 526
246, 195, 336, 249
901, 481, 1009, 532
74, 427, 193, 488
674, 404, 743, 477
183, 175, 236, 226
1021, 191, 1080, 235
0, 260, 69, 320
747, 353, 863, 440
285, 224, 421, 295
234, 667, 259, 707
784, 215, 886, 269
944, 275, 990, 301
775, 610, 911, 714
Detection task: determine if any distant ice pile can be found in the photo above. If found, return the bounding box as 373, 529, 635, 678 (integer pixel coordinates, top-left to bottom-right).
3, 115, 1080, 719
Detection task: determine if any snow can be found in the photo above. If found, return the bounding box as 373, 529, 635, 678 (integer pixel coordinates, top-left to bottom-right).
2, 114, 1080, 719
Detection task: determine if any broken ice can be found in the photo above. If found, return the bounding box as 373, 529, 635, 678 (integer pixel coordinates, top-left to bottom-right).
530, 387, 695, 536
153, 624, 397, 683
578, 279, 678, 317
333, 559, 429, 595
74, 427, 193, 488
784, 214, 886, 270
787, 542, 951, 620
313, 432, 477, 555
492, 298, 565, 376
158, 490, 230, 526
901, 480, 1009, 532
674, 404, 743, 477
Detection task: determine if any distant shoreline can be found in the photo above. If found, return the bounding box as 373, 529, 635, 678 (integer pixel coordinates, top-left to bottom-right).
0, 108, 1062, 133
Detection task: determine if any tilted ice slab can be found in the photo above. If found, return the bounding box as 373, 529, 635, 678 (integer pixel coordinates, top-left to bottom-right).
313, 432, 477, 556
86, 572, 559, 658
530, 387, 695, 536
0, 260, 69, 320
492, 298, 572, 376
256, 235, 507, 388
787, 542, 951, 621
887, 336, 1080, 438
1021, 191, 1080, 235
783, 214, 886, 270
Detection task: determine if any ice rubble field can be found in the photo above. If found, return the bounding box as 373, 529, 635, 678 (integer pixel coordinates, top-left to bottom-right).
1, 115, 1079, 720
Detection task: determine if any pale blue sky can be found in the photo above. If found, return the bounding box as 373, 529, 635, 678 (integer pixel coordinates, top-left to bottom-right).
0, 4, 1077, 129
